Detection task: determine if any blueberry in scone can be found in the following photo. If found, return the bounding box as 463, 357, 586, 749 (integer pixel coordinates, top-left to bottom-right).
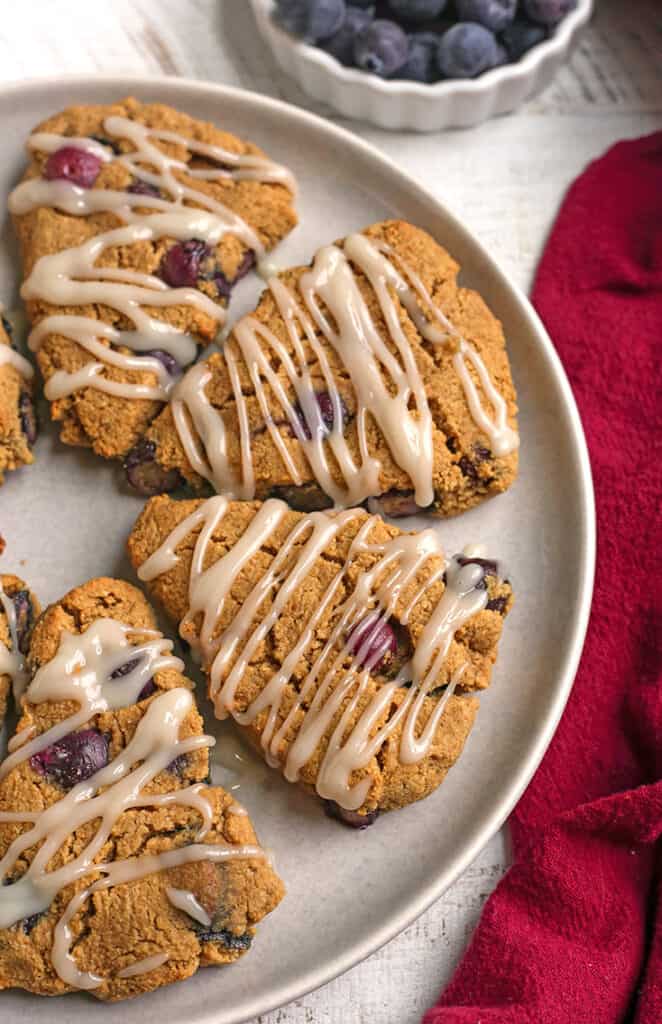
128, 495, 513, 826
125, 220, 518, 519
9, 97, 298, 460
0, 573, 40, 727
0, 577, 284, 1000
0, 316, 37, 485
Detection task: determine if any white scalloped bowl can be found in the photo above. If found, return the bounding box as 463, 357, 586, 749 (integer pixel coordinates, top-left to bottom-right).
250, 0, 593, 131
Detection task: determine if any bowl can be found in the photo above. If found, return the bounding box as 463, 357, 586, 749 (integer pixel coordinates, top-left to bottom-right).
250, 0, 593, 131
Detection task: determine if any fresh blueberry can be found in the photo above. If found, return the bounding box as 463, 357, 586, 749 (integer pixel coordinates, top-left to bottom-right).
398, 33, 439, 82
323, 800, 379, 828
274, 0, 347, 42
523, 0, 577, 26
123, 438, 183, 496
160, 240, 210, 288
354, 19, 409, 77
386, 0, 447, 21
494, 41, 509, 66
347, 616, 397, 671
44, 146, 102, 188
500, 17, 548, 59
294, 390, 348, 440
30, 729, 109, 789
347, 0, 374, 7
142, 349, 182, 377
455, 0, 516, 33
127, 179, 162, 198
18, 391, 37, 447
437, 22, 499, 78
321, 5, 373, 65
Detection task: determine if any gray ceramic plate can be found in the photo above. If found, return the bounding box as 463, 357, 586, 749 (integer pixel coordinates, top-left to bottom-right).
0, 76, 594, 1024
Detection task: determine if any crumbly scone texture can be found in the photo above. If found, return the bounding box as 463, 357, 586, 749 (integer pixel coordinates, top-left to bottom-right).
0, 319, 35, 484
12, 97, 298, 459
129, 497, 513, 817
140, 220, 518, 517
0, 577, 284, 1001
0, 574, 40, 727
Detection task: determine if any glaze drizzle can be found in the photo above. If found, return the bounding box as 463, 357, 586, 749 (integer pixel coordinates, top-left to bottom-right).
0, 617, 265, 989
138, 497, 489, 811
172, 232, 518, 508
8, 116, 295, 403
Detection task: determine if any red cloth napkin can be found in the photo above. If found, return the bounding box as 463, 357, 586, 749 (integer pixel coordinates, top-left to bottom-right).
424, 132, 662, 1024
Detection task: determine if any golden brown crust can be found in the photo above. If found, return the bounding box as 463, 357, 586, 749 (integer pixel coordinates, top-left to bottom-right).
138, 219, 518, 517
0, 576, 284, 1001
12, 97, 298, 459
128, 497, 513, 817
0, 320, 35, 484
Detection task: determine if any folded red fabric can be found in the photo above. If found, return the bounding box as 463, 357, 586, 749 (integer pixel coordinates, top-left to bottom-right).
424, 132, 662, 1024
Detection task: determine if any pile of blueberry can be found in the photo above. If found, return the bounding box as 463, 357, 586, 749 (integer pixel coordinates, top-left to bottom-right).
273, 0, 577, 82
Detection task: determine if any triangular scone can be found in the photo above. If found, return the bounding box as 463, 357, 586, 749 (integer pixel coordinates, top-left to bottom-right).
0, 577, 283, 1001
0, 316, 36, 484
128, 496, 513, 826
125, 220, 518, 518
0, 574, 40, 727
10, 97, 297, 459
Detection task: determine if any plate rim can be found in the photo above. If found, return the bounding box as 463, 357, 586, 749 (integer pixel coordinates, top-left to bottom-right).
0, 73, 596, 1022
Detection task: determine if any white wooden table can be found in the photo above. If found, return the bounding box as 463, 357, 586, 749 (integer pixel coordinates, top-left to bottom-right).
1, 2, 659, 1020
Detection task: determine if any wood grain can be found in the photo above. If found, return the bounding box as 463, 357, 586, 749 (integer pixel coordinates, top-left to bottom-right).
0, 1, 658, 1020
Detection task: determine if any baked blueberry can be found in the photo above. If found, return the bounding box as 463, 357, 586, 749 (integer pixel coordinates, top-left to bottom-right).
30, 729, 109, 789
18, 391, 37, 446
323, 800, 379, 828
142, 349, 182, 377
44, 146, 102, 188
347, 616, 397, 670
294, 389, 348, 439
160, 240, 211, 288
123, 438, 183, 496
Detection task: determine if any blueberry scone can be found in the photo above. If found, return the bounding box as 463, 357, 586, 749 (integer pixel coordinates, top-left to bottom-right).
128, 495, 513, 826
0, 574, 40, 727
125, 220, 518, 518
9, 97, 298, 460
0, 577, 284, 1000
0, 316, 37, 484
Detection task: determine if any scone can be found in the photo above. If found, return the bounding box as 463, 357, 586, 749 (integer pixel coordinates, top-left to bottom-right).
128, 495, 513, 826
125, 220, 518, 518
0, 316, 37, 484
0, 577, 284, 1001
0, 574, 40, 726
9, 97, 298, 460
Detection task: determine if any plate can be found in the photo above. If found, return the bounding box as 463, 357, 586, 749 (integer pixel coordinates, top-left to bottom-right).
0, 76, 595, 1024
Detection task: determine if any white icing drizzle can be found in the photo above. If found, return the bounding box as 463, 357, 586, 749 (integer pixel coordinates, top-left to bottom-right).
9, 116, 295, 402
0, 583, 29, 701
117, 953, 169, 979
0, 342, 34, 379
138, 498, 488, 810
166, 886, 211, 927
0, 616, 266, 990
172, 232, 518, 507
